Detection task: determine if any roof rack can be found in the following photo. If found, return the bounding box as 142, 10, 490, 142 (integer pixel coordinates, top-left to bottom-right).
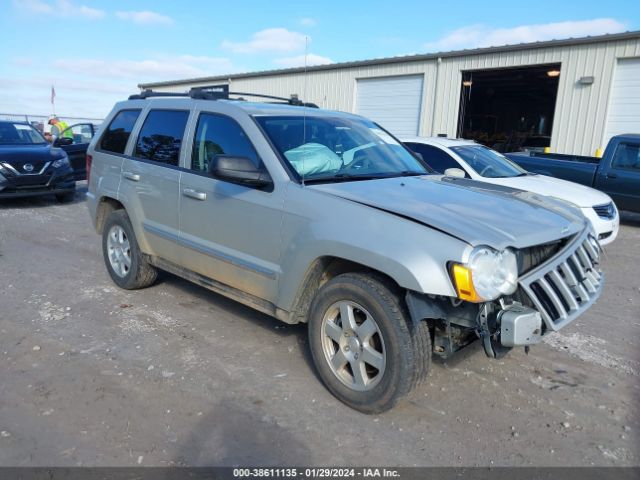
128, 88, 318, 108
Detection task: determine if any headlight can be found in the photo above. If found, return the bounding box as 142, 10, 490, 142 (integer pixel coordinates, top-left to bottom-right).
52, 157, 70, 168
451, 246, 518, 302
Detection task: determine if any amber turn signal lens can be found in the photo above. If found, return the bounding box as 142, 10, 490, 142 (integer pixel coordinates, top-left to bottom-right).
451, 264, 482, 303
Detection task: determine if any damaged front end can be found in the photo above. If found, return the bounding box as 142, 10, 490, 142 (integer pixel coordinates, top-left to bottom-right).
407, 228, 604, 359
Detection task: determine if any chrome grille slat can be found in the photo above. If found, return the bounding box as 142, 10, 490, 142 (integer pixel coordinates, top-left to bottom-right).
575, 284, 590, 303
538, 278, 568, 319
577, 246, 593, 270
569, 254, 586, 278
559, 261, 578, 287
549, 270, 579, 310
583, 277, 596, 294
583, 240, 598, 261
519, 230, 604, 332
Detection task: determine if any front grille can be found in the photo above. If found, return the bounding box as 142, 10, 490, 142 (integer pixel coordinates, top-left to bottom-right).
593, 202, 616, 220
519, 231, 603, 331
1, 161, 50, 177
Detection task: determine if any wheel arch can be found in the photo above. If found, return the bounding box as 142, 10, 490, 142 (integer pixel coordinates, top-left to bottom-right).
95, 196, 125, 234
287, 256, 407, 324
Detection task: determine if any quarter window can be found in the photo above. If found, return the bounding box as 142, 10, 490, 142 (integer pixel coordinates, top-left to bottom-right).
134, 110, 189, 166
99, 110, 141, 154
191, 113, 259, 172
611, 143, 640, 171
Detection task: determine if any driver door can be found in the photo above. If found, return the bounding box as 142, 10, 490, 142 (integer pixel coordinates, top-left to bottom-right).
57, 123, 97, 180
178, 111, 285, 303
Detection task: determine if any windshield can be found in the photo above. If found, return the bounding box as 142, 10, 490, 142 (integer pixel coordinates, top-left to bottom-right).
255, 115, 430, 182
451, 145, 527, 178
0, 121, 47, 145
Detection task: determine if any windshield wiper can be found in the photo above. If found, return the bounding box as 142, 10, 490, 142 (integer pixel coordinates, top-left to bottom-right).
303, 170, 427, 185
303, 173, 385, 184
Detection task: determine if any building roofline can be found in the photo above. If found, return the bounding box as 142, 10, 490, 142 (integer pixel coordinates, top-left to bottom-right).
139, 30, 640, 89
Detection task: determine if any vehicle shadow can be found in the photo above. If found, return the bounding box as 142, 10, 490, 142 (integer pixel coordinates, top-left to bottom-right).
0, 182, 87, 210
156, 271, 321, 381
171, 398, 313, 466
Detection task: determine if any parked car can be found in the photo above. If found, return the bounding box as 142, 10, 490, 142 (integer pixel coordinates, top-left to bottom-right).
0, 120, 75, 201
87, 90, 604, 413
402, 137, 619, 245
505, 134, 640, 214
53, 123, 99, 180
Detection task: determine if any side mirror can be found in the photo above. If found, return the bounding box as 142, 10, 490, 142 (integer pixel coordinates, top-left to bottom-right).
54, 137, 73, 147
208, 155, 271, 188
411, 151, 424, 161
444, 167, 466, 178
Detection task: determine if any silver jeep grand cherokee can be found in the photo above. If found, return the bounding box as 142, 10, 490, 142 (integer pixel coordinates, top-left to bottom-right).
86, 89, 604, 413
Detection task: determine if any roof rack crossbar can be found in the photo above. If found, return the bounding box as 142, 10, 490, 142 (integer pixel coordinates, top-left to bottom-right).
128, 90, 192, 100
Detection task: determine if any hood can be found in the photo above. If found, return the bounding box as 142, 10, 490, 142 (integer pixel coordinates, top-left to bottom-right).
487, 174, 612, 208
0, 143, 62, 165
310, 175, 587, 250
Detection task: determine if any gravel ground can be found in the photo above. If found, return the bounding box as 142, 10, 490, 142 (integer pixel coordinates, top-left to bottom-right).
0, 184, 638, 467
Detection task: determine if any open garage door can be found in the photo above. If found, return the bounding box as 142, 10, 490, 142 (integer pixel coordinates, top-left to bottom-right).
457, 64, 561, 153
604, 57, 640, 146
356, 75, 424, 136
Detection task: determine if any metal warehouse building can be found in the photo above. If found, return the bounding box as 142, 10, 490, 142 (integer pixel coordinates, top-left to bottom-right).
140, 31, 640, 156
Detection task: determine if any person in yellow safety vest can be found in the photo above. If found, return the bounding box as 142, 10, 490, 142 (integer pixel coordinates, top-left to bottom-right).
48, 116, 73, 141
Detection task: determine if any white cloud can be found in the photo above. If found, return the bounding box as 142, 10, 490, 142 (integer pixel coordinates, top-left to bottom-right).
0, 55, 240, 118
273, 53, 333, 68
15, 0, 105, 19
52, 55, 236, 81
116, 10, 174, 25
423, 18, 627, 52
222, 28, 308, 54
299, 17, 316, 27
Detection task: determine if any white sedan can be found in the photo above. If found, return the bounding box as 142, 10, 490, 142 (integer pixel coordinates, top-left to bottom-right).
402, 137, 619, 245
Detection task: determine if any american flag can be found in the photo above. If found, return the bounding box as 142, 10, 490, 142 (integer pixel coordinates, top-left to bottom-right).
51, 85, 55, 105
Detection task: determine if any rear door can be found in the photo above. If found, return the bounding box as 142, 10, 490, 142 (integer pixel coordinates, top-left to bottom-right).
58, 123, 96, 179
597, 141, 640, 211
119, 108, 191, 265
178, 111, 284, 303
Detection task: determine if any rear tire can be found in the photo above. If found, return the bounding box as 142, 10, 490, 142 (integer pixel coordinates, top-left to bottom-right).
102, 209, 157, 290
308, 273, 430, 413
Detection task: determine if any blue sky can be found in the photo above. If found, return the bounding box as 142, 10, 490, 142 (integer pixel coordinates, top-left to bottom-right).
1, 0, 638, 118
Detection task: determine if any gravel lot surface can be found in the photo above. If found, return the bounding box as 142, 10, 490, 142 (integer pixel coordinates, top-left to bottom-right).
0, 184, 638, 466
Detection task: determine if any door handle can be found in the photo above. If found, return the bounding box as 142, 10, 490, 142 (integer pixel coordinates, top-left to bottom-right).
182, 188, 207, 201
123, 171, 140, 181
606, 173, 618, 179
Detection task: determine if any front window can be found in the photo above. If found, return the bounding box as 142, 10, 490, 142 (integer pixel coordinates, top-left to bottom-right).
0, 122, 47, 145
255, 115, 429, 182
451, 145, 527, 178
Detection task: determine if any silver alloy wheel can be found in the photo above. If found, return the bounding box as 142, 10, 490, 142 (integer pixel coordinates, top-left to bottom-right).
320, 300, 386, 391
107, 225, 132, 278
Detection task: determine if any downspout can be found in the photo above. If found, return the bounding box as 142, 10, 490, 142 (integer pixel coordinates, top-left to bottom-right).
430, 57, 442, 136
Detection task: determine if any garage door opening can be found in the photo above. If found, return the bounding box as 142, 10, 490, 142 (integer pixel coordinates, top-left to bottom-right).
457, 64, 561, 153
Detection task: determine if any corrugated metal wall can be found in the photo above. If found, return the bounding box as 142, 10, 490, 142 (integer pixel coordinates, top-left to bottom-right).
154, 37, 640, 156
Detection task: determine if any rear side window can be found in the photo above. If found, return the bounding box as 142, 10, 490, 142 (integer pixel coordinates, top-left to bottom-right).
406, 143, 461, 174
99, 109, 141, 154
134, 110, 189, 166
191, 113, 259, 172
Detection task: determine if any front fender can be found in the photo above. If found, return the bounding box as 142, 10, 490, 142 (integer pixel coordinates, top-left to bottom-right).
275, 184, 470, 311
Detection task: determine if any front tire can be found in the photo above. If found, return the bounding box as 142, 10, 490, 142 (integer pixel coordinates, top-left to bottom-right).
102, 209, 157, 290
308, 273, 430, 413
